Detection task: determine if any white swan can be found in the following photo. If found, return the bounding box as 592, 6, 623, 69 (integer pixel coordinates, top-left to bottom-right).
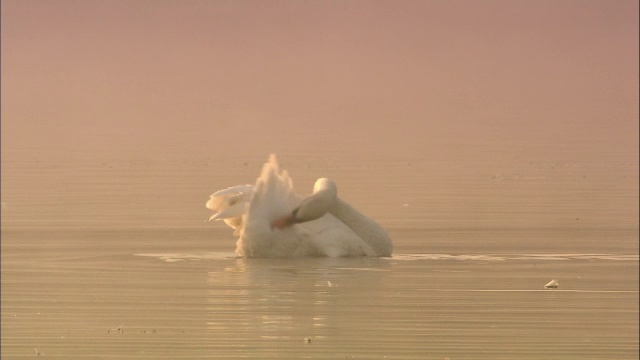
206, 154, 393, 258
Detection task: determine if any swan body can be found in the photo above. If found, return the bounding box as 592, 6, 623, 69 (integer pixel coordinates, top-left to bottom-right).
206, 154, 393, 258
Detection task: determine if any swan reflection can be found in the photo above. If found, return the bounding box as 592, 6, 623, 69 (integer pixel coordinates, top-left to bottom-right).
205, 257, 391, 340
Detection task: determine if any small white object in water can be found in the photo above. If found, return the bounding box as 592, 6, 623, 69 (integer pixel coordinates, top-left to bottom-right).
304, 337, 312, 344
545, 279, 559, 289
327, 280, 334, 287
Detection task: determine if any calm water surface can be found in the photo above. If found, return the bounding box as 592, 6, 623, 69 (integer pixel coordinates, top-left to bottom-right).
1, 154, 638, 359
2, 226, 638, 359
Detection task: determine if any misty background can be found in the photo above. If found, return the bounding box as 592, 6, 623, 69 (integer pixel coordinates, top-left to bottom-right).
2, 0, 638, 231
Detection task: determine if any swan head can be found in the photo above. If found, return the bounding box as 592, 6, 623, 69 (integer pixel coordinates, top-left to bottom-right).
271, 178, 337, 229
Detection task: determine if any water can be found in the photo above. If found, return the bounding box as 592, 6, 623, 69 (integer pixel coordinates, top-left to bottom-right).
3, 0, 638, 356
2, 226, 638, 359
1, 153, 638, 359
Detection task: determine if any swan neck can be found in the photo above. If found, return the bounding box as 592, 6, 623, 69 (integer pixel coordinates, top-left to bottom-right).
294, 178, 337, 223
328, 198, 393, 257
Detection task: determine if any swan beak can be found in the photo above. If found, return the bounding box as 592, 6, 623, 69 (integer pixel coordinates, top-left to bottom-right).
271, 214, 295, 230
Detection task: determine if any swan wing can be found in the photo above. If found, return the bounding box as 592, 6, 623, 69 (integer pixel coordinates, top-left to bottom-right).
212, 184, 254, 198
206, 185, 254, 211
209, 201, 249, 222
206, 184, 254, 232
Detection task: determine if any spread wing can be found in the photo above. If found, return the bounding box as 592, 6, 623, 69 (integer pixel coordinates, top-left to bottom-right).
206, 185, 254, 230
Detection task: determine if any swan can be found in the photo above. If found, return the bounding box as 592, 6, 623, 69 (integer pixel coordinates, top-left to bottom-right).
206, 154, 393, 258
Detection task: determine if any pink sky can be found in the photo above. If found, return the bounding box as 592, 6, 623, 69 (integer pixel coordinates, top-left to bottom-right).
2, 0, 638, 161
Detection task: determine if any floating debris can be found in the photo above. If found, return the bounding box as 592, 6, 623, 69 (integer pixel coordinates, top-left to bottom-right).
304, 337, 312, 344
327, 280, 334, 287
545, 279, 559, 289
109, 326, 124, 334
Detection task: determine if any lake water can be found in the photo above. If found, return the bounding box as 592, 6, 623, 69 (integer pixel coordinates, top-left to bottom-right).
1, 152, 638, 359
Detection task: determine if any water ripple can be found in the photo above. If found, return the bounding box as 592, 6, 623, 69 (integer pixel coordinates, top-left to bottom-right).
392, 253, 639, 261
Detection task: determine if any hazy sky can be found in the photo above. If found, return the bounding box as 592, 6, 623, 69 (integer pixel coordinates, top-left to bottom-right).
2, 0, 638, 162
